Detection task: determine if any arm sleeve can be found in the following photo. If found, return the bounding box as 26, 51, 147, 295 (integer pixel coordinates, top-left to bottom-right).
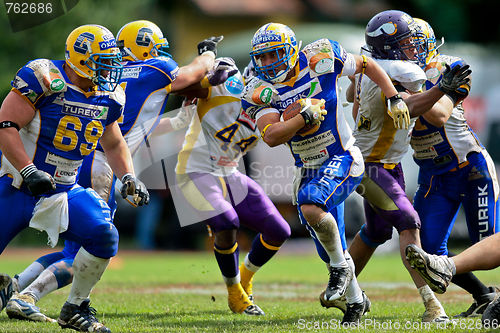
329, 40, 355, 77
11, 62, 45, 108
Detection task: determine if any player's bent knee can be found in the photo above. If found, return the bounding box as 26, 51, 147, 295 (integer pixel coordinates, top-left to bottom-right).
299, 204, 324, 225
84, 223, 119, 259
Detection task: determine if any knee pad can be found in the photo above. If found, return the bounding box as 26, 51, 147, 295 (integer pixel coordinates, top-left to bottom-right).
84, 223, 119, 259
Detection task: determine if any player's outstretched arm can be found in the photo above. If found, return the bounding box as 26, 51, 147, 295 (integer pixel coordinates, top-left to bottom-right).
354, 55, 410, 130
170, 36, 224, 93
0, 91, 36, 170
402, 64, 471, 126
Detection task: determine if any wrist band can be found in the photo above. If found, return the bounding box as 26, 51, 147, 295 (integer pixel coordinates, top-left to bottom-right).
260, 124, 272, 139
361, 55, 368, 74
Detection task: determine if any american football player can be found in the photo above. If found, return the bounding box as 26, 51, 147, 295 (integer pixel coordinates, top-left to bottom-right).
409, 17, 499, 318
341, 10, 469, 323
0, 24, 149, 332
240, 21, 413, 324
173, 59, 291, 315
405, 234, 500, 325
1, 20, 226, 323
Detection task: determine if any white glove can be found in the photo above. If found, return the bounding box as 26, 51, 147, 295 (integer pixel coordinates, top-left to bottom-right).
170, 104, 195, 131
387, 94, 410, 130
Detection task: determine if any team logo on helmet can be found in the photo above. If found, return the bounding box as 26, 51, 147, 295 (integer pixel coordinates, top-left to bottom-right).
136, 27, 153, 47
74, 32, 95, 54
366, 22, 397, 37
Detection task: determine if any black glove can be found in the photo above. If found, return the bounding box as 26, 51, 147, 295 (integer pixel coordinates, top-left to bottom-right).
120, 173, 150, 206
438, 64, 471, 95
20, 163, 56, 196
197, 36, 223, 56
207, 57, 239, 86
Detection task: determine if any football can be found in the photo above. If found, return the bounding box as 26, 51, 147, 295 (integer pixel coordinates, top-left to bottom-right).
282, 98, 324, 136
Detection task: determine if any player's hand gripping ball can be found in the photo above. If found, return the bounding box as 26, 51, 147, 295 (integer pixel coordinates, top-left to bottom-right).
282, 98, 327, 136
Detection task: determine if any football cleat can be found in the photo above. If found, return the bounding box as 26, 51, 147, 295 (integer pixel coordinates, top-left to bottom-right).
0, 273, 19, 312
243, 304, 265, 316
323, 265, 352, 301
405, 244, 455, 294
455, 287, 500, 318
319, 292, 346, 313
482, 294, 500, 327
227, 283, 264, 316
58, 299, 110, 332
239, 263, 254, 302
6, 293, 56, 322
341, 292, 371, 325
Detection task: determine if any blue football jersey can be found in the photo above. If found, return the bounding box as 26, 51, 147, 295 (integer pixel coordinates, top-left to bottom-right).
410, 54, 482, 174
0, 59, 124, 192
242, 39, 356, 168
114, 56, 179, 154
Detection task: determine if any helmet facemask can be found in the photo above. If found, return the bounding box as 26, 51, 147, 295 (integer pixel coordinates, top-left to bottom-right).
87, 52, 123, 92
251, 44, 293, 83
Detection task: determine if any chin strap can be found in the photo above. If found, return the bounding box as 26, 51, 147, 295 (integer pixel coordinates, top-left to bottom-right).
0, 121, 20, 131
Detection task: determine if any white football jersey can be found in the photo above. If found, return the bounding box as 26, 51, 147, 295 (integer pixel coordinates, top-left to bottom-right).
176, 73, 259, 176
353, 59, 426, 164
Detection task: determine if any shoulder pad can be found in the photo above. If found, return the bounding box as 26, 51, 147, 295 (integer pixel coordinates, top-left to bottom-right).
377, 59, 426, 92
26, 59, 67, 95
241, 77, 277, 105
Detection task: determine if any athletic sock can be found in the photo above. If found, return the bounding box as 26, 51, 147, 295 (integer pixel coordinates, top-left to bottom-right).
214, 242, 240, 285
344, 251, 363, 304
66, 248, 109, 305
248, 234, 281, 267
16, 262, 45, 291
309, 213, 347, 267
419, 285, 445, 311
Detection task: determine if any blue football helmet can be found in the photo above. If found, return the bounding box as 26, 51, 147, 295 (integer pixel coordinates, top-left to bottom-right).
249, 23, 300, 83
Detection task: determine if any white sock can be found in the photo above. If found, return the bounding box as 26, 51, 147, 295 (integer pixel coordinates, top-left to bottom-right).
345, 251, 363, 304
419, 285, 444, 311
66, 248, 109, 305
16, 261, 45, 291
22, 269, 58, 302
223, 272, 240, 286
310, 213, 347, 267
244, 254, 261, 273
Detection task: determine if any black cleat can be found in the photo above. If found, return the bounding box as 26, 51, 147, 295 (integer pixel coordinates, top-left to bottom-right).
323, 265, 352, 302
58, 299, 110, 332
341, 292, 371, 325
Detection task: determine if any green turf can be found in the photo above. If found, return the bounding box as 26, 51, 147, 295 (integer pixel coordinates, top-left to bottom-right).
0, 249, 498, 332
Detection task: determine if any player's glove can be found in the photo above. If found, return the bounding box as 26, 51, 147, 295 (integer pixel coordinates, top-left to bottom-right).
387, 94, 410, 130
438, 63, 471, 95
197, 36, 224, 56
20, 163, 56, 196
170, 100, 196, 131
120, 173, 150, 206
299, 98, 327, 126
206, 57, 239, 86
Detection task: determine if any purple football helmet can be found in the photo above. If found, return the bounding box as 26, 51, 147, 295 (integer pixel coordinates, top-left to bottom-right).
365, 10, 421, 61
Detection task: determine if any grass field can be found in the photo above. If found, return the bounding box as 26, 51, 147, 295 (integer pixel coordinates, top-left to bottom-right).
0, 246, 498, 332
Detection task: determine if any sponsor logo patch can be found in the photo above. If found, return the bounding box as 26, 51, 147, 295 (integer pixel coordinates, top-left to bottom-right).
62, 101, 108, 120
